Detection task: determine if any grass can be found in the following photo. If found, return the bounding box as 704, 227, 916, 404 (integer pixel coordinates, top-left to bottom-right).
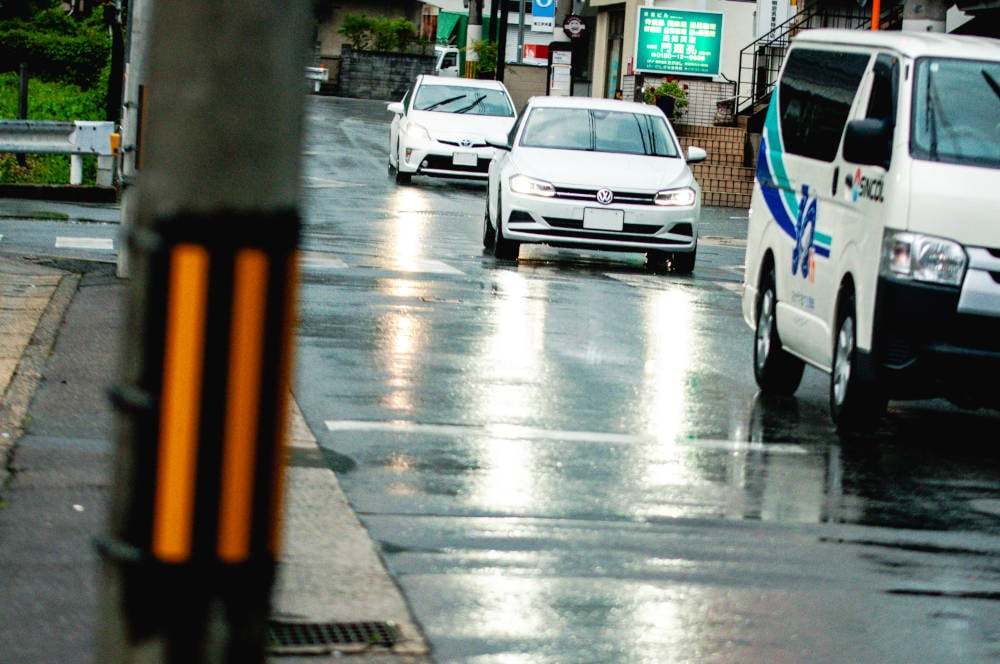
0, 72, 106, 185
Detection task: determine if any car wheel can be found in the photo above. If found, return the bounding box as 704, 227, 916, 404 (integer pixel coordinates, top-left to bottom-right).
646, 250, 669, 272
753, 266, 805, 395
492, 193, 519, 261
482, 201, 496, 249
830, 291, 887, 431
394, 143, 411, 184
669, 248, 696, 274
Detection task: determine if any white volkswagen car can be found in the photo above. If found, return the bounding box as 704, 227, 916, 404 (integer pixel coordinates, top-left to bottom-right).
388, 75, 517, 184
483, 97, 706, 271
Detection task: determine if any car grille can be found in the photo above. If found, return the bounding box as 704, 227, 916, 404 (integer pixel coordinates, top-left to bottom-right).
438, 139, 487, 148
544, 217, 661, 235
553, 187, 657, 206
422, 154, 489, 173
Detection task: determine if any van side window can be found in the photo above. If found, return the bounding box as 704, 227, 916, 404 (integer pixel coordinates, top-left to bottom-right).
865, 54, 899, 165
778, 48, 870, 162
442, 52, 457, 69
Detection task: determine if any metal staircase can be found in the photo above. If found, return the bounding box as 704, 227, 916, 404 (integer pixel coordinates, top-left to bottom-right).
735, 3, 904, 116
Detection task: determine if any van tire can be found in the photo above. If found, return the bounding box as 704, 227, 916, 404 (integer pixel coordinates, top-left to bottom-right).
830, 292, 887, 431
753, 267, 805, 395
492, 193, 519, 260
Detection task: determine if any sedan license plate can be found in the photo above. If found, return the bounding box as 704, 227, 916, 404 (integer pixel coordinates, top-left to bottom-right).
583, 208, 624, 231
453, 152, 478, 167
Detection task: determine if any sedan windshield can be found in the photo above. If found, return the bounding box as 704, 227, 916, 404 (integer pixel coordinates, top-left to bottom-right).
412, 85, 514, 117
519, 107, 679, 157
911, 57, 1000, 170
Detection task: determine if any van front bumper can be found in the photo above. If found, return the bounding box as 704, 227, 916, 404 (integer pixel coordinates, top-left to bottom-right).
871, 277, 1000, 406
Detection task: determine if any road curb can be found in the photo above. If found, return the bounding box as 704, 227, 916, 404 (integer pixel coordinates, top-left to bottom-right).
0, 261, 80, 494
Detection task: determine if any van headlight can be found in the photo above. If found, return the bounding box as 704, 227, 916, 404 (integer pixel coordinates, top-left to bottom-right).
654, 187, 697, 207
880, 230, 966, 287
509, 174, 555, 197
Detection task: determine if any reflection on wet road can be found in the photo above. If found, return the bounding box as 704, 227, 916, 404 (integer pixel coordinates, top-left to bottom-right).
295, 97, 1000, 663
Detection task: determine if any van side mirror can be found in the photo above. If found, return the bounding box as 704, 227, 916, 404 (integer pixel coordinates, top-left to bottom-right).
486, 133, 512, 151
387, 101, 404, 115
686, 146, 707, 164
843, 119, 890, 168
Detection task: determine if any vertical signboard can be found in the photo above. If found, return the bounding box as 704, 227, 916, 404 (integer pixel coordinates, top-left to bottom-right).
548, 49, 572, 96
532, 0, 555, 33
635, 7, 724, 78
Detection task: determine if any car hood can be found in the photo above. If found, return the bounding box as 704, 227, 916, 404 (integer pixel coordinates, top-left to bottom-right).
409, 110, 515, 142
510, 147, 693, 191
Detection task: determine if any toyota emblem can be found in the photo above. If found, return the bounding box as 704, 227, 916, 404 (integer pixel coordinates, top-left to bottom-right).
459, 138, 473, 148
596, 188, 614, 205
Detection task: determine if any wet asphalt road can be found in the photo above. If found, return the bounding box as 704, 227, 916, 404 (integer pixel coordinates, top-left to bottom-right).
293, 97, 1000, 663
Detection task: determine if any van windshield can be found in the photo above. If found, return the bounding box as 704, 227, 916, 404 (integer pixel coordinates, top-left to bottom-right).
413, 85, 514, 117
911, 57, 1000, 170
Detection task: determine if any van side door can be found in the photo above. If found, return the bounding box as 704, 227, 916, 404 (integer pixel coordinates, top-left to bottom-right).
762, 46, 871, 368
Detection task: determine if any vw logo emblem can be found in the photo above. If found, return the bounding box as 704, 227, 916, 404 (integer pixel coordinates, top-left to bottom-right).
596, 188, 614, 205
459, 138, 473, 148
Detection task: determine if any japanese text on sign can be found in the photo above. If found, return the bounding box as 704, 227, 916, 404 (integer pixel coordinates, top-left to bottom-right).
635, 7, 723, 77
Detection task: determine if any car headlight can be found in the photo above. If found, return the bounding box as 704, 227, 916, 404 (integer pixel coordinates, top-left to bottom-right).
406, 122, 432, 142
509, 174, 555, 198
880, 230, 966, 286
654, 187, 697, 207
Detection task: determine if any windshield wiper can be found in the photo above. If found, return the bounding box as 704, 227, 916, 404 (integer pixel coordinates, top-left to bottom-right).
454, 95, 487, 114
420, 94, 466, 112
982, 69, 1000, 102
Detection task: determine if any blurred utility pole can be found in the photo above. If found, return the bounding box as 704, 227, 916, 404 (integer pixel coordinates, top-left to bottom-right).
517, 0, 526, 64
466, 0, 482, 77
95, 1, 311, 663
496, 0, 510, 82
488, 0, 500, 42
104, 1, 125, 123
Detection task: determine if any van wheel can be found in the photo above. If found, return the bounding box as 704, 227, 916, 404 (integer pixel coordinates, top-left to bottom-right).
492, 193, 519, 260
754, 267, 804, 395
830, 293, 887, 431
482, 202, 495, 249
670, 248, 696, 274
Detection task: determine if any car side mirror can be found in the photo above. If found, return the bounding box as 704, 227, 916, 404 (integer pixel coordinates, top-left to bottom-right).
486, 133, 512, 151
843, 119, 890, 168
386, 101, 404, 115
686, 146, 707, 164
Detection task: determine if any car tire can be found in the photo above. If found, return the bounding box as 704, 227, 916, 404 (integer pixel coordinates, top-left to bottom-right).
753, 267, 805, 395
394, 143, 411, 184
830, 291, 887, 431
670, 248, 696, 274
646, 250, 669, 272
482, 201, 496, 249
492, 193, 519, 261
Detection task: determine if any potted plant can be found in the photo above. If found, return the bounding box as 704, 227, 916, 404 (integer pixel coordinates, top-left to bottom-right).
643, 79, 689, 121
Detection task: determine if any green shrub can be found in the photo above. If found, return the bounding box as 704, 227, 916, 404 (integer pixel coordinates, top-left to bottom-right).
0, 8, 110, 87
339, 13, 416, 52
473, 40, 497, 75
643, 80, 689, 119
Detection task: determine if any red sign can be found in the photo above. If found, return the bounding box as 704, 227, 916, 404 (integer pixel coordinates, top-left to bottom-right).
523, 44, 550, 62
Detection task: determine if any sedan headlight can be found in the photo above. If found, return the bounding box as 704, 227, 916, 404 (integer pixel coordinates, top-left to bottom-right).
509, 174, 555, 198
880, 230, 966, 286
405, 122, 432, 142
654, 187, 697, 207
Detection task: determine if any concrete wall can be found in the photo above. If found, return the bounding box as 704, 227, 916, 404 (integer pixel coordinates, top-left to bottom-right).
643, 77, 736, 126
338, 46, 436, 100
504, 64, 549, 113
317, 0, 423, 57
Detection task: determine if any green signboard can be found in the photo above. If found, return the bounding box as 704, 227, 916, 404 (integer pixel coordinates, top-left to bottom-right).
635, 7, 723, 78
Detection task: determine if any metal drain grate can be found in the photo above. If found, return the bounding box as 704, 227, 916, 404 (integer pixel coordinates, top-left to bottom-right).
269, 620, 399, 655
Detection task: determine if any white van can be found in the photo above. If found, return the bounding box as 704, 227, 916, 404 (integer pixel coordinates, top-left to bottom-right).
435, 45, 460, 77
742, 30, 1000, 429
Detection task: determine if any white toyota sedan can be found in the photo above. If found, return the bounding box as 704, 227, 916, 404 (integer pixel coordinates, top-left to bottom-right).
388, 75, 517, 184
483, 97, 706, 272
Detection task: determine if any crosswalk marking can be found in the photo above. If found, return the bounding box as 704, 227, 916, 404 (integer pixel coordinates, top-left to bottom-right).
300, 251, 348, 270
55, 236, 113, 251
377, 258, 464, 276
324, 419, 809, 454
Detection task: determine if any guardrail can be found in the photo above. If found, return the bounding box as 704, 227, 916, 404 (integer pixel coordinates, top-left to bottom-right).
0, 119, 117, 186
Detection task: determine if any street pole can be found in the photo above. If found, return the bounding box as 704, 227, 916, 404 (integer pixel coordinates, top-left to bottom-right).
517, 0, 526, 64
17, 63, 27, 167
497, 0, 510, 82
95, 0, 311, 662
489, 0, 500, 42
466, 0, 482, 78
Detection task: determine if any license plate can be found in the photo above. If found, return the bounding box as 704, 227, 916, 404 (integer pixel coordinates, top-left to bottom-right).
583, 208, 624, 231
453, 152, 477, 166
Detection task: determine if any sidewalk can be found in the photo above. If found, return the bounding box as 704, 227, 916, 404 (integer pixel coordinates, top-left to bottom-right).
0, 258, 429, 662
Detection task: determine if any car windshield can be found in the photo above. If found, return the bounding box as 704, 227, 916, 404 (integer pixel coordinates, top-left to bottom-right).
519, 107, 679, 157
911, 57, 1000, 170
412, 84, 514, 117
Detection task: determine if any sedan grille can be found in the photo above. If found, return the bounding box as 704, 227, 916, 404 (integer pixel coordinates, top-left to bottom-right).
422, 155, 489, 174
438, 139, 487, 148
553, 187, 657, 206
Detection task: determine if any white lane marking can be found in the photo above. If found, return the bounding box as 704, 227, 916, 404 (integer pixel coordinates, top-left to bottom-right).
55, 236, 113, 251
300, 251, 348, 270
381, 258, 464, 275
699, 236, 747, 247
0, 234, 4, 243
324, 419, 809, 454
717, 281, 744, 296
729, 216, 748, 220
302, 176, 364, 189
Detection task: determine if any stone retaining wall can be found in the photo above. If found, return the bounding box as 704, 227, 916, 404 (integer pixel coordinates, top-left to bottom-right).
338, 45, 436, 101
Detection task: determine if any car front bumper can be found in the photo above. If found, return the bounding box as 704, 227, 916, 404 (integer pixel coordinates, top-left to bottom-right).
869, 276, 1000, 406
398, 140, 493, 179
501, 189, 699, 253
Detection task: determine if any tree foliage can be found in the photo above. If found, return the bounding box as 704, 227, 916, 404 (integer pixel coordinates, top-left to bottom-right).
0, 6, 110, 86
339, 14, 417, 53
